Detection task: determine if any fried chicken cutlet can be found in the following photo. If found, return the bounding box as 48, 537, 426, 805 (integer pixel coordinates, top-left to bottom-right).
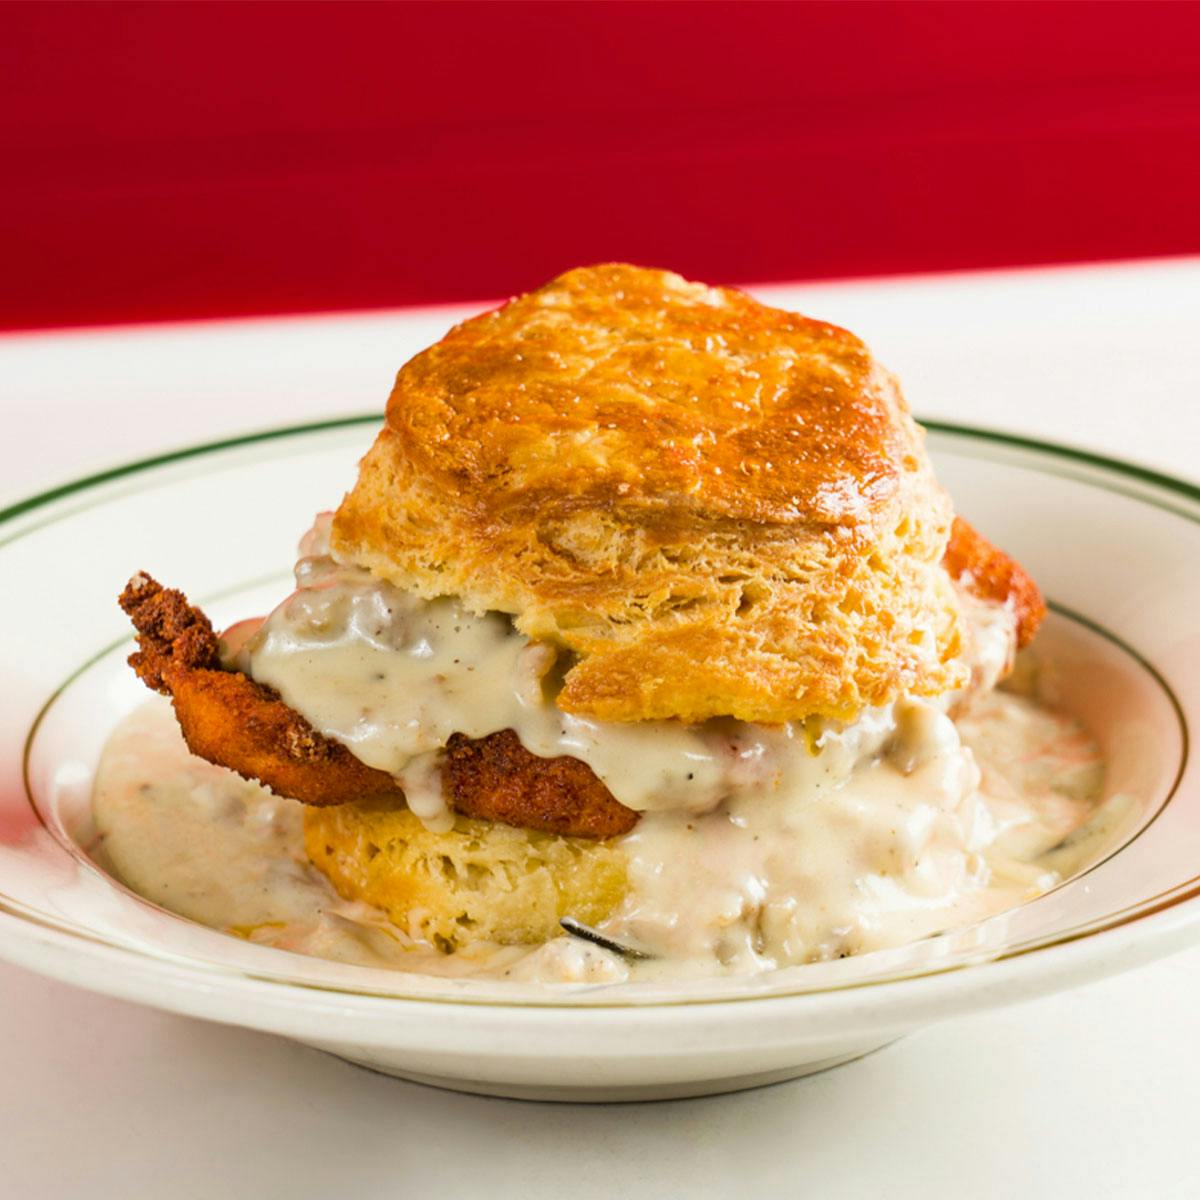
119, 574, 639, 837
118, 511, 1040, 841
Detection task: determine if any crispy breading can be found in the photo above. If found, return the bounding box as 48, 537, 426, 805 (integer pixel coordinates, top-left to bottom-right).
943, 517, 1045, 648
166, 667, 408, 808
120, 572, 221, 689
332, 263, 970, 725
118, 574, 638, 837
120, 574, 406, 808
444, 729, 637, 839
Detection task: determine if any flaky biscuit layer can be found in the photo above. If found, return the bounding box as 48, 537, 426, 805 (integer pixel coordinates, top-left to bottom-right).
333, 264, 968, 723
304, 804, 627, 949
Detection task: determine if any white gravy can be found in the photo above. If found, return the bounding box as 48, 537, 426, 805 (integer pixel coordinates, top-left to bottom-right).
234, 517, 1016, 835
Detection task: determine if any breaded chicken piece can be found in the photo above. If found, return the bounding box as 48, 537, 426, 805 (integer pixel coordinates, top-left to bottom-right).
118, 519, 1039, 843
120, 574, 406, 808
444, 730, 638, 838
943, 517, 1045, 648
118, 574, 638, 838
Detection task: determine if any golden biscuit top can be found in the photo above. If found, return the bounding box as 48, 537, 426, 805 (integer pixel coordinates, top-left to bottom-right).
334, 264, 968, 725
390, 263, 904, 530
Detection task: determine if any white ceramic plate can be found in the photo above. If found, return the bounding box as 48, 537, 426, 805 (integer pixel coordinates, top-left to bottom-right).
0, 419, 1196, 1101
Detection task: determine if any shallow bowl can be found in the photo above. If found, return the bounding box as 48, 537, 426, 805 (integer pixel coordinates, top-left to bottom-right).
0, 420, 1196, 1101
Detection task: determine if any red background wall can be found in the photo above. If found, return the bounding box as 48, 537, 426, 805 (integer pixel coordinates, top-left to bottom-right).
3, 0, 1199, 330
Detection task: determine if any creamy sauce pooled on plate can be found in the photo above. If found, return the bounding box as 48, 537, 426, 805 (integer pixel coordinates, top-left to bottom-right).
92, 674, 1116, 984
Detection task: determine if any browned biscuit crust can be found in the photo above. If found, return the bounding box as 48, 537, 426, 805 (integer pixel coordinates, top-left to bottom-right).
333, 263, 969, 725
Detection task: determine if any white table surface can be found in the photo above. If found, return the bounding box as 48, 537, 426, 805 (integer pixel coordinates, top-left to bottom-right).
2, 258, 1198, 1198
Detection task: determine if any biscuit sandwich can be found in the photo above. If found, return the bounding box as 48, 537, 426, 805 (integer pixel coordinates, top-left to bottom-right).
119, 264, 1043, 962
